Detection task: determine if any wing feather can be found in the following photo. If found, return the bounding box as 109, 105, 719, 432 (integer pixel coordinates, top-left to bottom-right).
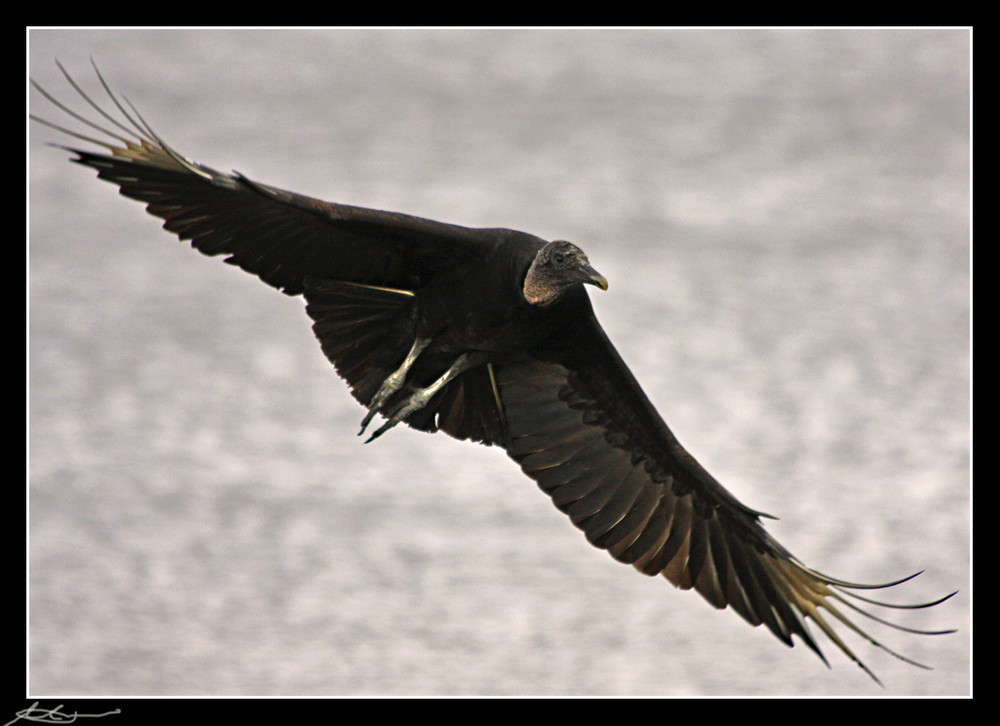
31, 61, 495, 298
493, 302, 954, 683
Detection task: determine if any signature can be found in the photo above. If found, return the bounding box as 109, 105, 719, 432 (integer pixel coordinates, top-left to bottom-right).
5, 703, 120, 725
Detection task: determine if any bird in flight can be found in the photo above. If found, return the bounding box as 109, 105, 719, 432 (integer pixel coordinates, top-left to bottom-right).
30, 60, 955, 686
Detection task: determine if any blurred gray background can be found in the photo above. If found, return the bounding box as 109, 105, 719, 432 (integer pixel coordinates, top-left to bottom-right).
28, 28, 969, 697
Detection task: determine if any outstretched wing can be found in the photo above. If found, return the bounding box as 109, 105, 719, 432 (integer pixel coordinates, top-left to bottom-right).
31, 60, 515, 445
30, 60, 496, 297
31, 61, 520, 446
493, 289, 954, 684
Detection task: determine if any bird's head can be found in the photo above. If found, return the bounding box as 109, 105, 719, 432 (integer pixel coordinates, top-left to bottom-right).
522, 240, 608, 307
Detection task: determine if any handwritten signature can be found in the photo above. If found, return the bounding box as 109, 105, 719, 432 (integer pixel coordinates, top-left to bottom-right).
5, 702, 120, 725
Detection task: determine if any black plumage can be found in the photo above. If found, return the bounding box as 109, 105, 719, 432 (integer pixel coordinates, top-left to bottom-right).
30, 61, 955, 685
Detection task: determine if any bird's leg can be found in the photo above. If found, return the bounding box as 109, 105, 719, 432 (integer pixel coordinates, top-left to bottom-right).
365, 351, 485, 443
359, 335, 432, 436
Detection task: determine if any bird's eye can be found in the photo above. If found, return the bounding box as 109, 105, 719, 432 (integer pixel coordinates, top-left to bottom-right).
553, 252, 565, 265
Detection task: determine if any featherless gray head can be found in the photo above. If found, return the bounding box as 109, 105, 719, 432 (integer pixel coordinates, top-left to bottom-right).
522, 240, 609, 306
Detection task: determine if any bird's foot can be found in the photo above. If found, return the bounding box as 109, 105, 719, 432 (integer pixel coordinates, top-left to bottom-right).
358, 371, 407, 436
358, 336, 434, 437
362, 351, 483, 443
363, 387, 437, 443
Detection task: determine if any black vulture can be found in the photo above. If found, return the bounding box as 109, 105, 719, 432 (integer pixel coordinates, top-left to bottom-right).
30, 61, 955, 686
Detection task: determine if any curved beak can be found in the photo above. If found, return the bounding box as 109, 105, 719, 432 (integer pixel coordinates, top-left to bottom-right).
584, 266, 609, 292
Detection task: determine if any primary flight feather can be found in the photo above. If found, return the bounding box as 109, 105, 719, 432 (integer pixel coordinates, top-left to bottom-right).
30, 60, 955, 685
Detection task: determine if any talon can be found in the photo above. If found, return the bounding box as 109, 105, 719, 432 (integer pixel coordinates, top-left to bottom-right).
358, 408, 378, 436
365, 418, 399, 443
364, 396, 422, 442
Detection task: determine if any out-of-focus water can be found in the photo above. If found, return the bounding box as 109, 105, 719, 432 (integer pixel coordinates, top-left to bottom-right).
28, 28, 969, 697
